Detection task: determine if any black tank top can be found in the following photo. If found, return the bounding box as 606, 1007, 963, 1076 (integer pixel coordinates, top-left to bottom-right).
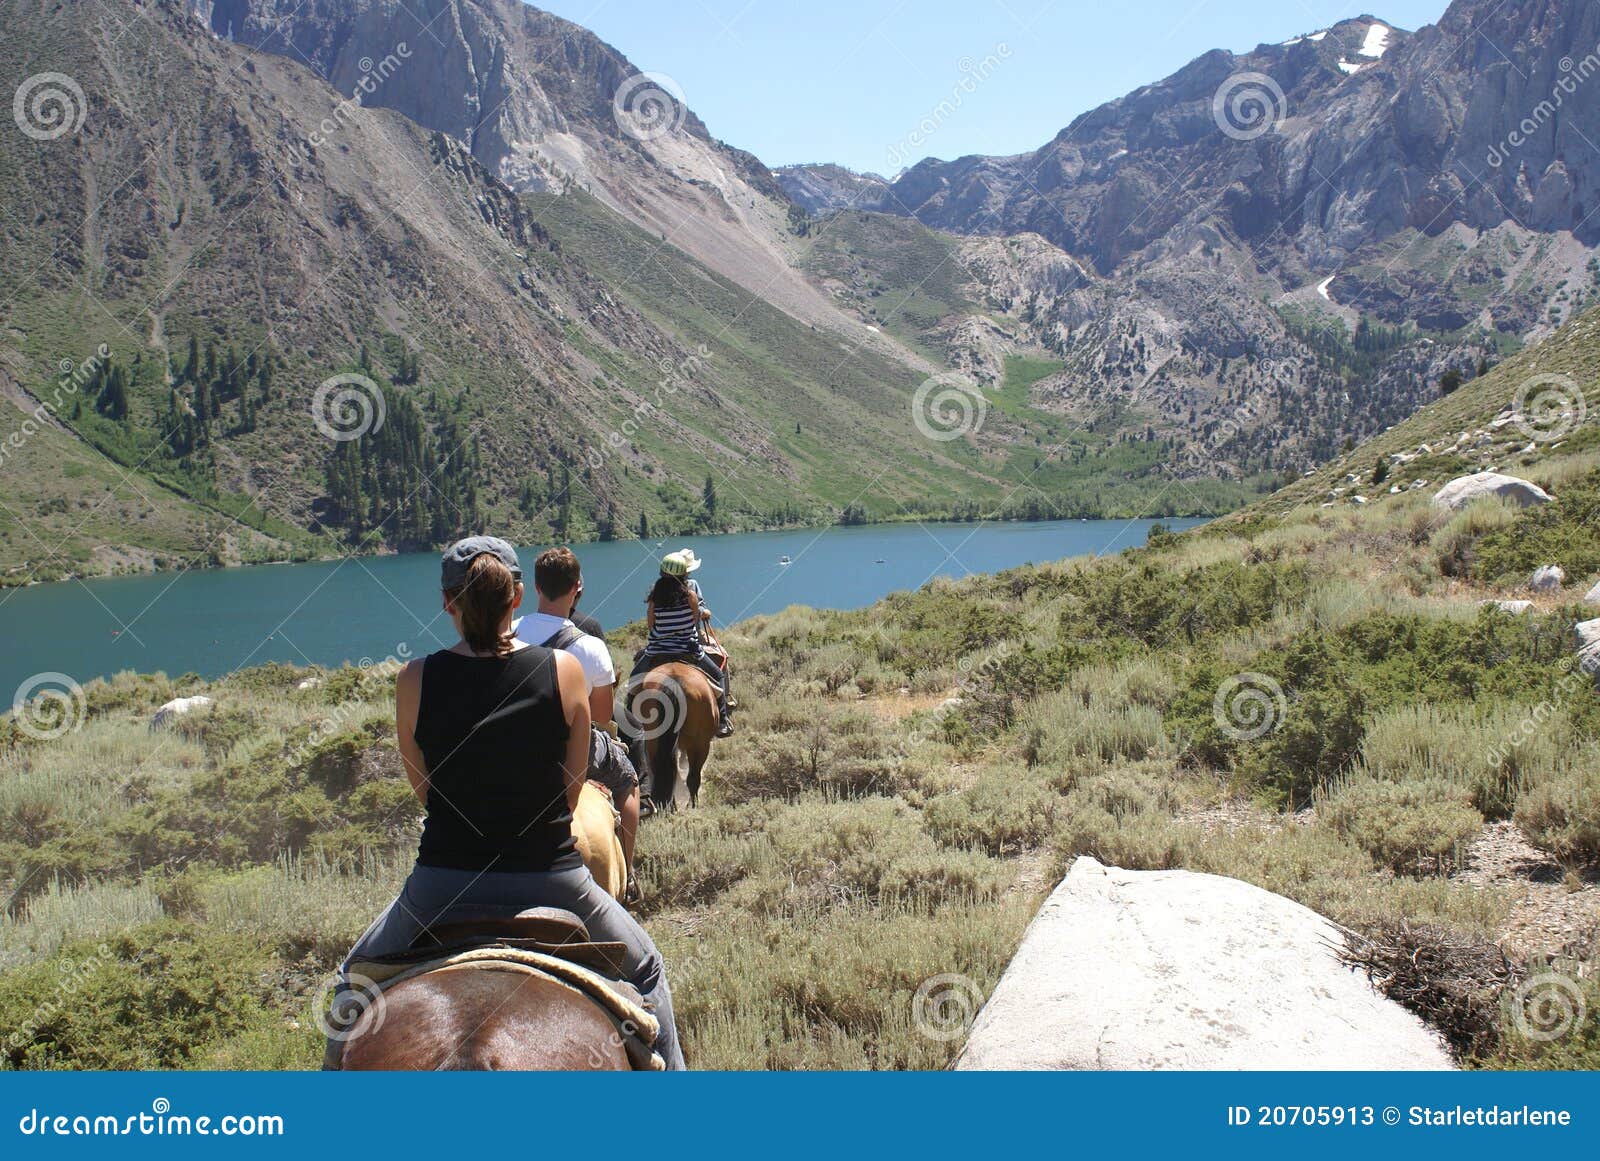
413, 646, 581, 873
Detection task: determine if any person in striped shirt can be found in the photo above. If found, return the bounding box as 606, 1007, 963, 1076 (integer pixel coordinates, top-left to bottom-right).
627, 551, 733, 738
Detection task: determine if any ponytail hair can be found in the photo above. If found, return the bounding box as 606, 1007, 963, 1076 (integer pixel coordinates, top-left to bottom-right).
445, 553, 518, 656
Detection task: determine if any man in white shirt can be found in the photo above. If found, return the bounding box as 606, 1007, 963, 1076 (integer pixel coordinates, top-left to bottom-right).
514, 546, 640, 901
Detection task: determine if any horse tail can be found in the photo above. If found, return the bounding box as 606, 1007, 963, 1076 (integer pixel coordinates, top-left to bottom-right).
647, 692, 683, 809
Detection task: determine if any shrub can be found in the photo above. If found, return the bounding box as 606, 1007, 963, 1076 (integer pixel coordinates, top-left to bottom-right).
0, 922, 281, 1070
1320, 775, 1483, 874
1361, 702, 1566, 818
923, 770, 1058, 855
1515, 765, 1600, 865
1017, 690, 1170, 772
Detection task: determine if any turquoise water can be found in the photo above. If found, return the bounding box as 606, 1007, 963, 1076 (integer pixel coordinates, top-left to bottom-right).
0, 518, 1200, 696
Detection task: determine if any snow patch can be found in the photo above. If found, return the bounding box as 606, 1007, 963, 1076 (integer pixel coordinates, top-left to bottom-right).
1338, 59, 1366, 74
1307, 30, 1327, 41
1359, 22, 1391, 58
1317, 275, 1335, 300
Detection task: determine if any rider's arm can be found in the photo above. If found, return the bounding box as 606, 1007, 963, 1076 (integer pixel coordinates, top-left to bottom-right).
554, 650, 590, 813
590, 682, 614, 731
396, 659, 428, 806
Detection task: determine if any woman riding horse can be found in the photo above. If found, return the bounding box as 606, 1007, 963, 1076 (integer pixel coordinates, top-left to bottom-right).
329, 536, 684, 1070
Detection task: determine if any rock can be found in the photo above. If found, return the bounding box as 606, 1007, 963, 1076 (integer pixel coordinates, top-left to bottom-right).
1575, 619, 1600, 674
1585, 581, 1600, 606
1431, 471, 1551, 512
954, 857, 1454, 1070
296, 677, 323, 691
1529, 564, 1566, 593
1483, 600, 1534, 615
150, 695, 214, 731
1576, 619, 1600, 652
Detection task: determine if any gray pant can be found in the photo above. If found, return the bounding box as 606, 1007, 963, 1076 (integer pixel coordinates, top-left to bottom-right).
339, 862, 685, 1070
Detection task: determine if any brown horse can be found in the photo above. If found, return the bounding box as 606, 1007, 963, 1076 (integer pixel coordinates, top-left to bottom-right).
632, 663, 719, 811
337, 966, 632, 1070
571, 780, 626, 899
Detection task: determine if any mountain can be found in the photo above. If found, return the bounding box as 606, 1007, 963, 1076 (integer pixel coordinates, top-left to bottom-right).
780, 0, 1600, 479
782, 3, 1599, 305
3, 0, 1597, 582
6, 0, 1216, 584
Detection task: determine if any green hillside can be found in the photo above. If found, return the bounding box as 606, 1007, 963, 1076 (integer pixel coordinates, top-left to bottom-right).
4, 306, 1597, 1069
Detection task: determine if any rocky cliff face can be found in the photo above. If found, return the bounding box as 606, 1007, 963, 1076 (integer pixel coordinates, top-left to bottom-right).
781, 0, 1600, 340
186, 0, 892, 345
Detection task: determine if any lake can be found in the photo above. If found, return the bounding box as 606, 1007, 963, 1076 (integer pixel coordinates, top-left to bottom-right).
0, 517, 1201, 697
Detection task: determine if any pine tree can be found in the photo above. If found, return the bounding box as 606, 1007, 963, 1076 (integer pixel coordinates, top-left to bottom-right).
183, 336, 200, 383
702, 475, 717, 526
638, 512, 649, 540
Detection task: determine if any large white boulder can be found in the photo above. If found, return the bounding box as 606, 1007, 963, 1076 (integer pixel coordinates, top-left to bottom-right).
150, 695, 214, 731
1576, 619, 1600, 675
1585, 581, 1600, 606
954, 858, 1454, 1071
1430, 472, 1551, 512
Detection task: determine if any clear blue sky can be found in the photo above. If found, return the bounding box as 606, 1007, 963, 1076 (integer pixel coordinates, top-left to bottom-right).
533, 0, 1451, 174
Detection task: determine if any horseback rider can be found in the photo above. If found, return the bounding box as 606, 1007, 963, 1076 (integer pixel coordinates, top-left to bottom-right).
514, 547, 642, 904
626, 550, 734, 738
332, 536, 684, 1069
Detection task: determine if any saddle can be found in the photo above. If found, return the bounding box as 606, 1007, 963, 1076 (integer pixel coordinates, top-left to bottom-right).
399, 907, 632, 978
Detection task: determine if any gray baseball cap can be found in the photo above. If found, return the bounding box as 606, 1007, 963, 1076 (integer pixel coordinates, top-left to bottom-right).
440, 536, 522, 590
